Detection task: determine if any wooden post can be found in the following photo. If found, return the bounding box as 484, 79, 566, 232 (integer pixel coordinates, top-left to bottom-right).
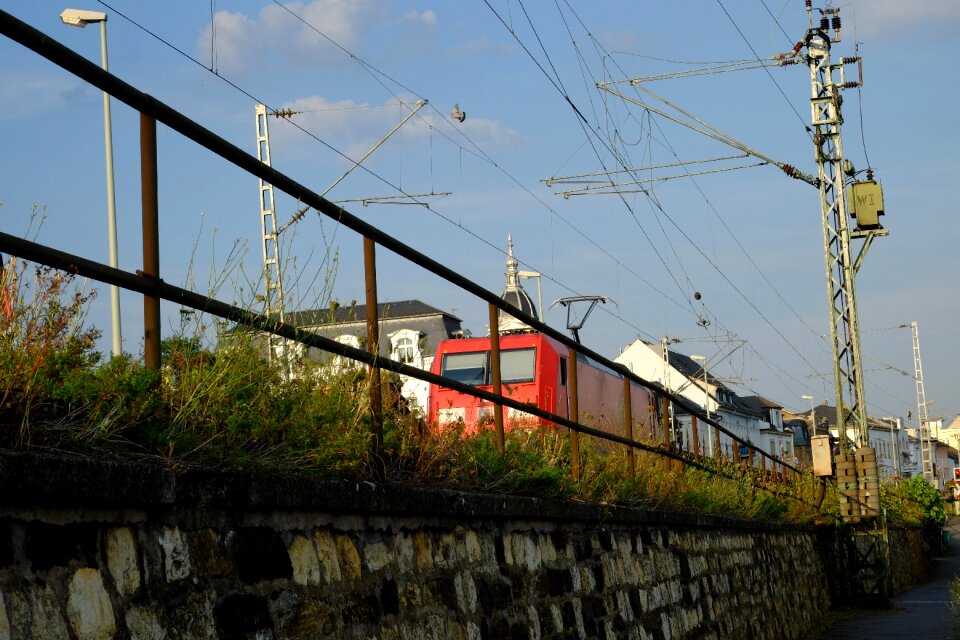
623, 376, 635, 479
364, 237, 384, 479
691, 415, 700, 459
662, 395, 671, 470
140, 114, 161, 372
488, 303, 505, 453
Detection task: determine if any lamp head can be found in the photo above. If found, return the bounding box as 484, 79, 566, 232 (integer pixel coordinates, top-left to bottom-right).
60, 8, 107, 27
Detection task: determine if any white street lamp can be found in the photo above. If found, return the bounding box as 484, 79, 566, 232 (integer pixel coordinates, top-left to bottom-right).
61, 8, 122, 357
691, 355, 711, 456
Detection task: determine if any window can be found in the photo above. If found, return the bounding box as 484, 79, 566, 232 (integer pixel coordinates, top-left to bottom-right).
440, 347, 537, 386
389, 329, 422, 366
501, 348, 536, 383
441, 351, 487, 385
394, 337, 417, 364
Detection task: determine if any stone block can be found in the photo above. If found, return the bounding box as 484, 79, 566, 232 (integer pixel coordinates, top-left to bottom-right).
393, 532, 415, 571
335, 534, 362, 580
184, 529, 233, 578
411, 531, 434, 570
312, 529, 342, 583
124, 606, 165, 640
31, 584, 70, 639
454, 570, 477, 613
363, 539, 391, 573
105, 527, 141, 598
288, 534, 320, 586
66, 568, 116, 640
0, 593, 8, 640
159, 526, 191, 582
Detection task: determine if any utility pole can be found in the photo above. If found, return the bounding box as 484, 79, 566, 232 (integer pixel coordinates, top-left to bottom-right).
254, 104, 288, 374
805, 4, 885, 449
910, 321, 935, 483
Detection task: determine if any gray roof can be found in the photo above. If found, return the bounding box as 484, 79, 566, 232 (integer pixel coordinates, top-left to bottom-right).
286, 299, 461, 328
284, 299, 463, 359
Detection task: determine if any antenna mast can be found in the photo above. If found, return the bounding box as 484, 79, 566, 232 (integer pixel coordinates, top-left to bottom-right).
255, 104, 287, 371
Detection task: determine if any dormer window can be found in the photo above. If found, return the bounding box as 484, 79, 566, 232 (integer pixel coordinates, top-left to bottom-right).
395, 337, 416, 364
389, 329, 423, 367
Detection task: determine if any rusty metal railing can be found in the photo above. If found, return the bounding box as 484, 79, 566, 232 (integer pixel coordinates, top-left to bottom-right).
0, 10, 802, 489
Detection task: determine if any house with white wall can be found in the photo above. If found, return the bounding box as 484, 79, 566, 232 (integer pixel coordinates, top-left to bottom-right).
614, 340, 788, 462
284, 299, 464, 416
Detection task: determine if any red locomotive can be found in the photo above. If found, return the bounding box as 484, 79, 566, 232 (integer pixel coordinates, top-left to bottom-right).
428, 234, 658, 440
428, 331, 658, 439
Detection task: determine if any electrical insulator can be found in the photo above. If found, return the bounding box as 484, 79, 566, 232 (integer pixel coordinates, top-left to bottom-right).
820, 17, 829, 31
832, 15, 842, 41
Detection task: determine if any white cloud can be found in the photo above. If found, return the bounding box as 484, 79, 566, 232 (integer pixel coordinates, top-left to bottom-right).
846, 0, 960, 37
405, 9, 437, 27
0, 75, 93, 119
198, 0, 387, 74
269, 95, 522, 159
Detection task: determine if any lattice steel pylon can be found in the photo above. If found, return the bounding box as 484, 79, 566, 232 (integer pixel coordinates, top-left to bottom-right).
911, 321, 935, 483
805, 8, 874, 448
255, 104, 287, 371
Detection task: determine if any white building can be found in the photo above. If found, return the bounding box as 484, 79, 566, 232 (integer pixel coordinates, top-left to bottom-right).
614, 340, 791, 462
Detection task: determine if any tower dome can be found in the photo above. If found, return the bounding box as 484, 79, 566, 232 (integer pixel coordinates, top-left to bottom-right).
498, 234, 537, 334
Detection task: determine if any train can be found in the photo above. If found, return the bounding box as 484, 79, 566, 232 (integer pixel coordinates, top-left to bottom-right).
427, 330, 659, 439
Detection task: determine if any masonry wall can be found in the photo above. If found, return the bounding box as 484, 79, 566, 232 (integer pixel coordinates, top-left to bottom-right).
0, 452, 927, 640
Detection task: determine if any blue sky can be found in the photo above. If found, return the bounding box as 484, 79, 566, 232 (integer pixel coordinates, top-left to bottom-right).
1, 1, 957, 423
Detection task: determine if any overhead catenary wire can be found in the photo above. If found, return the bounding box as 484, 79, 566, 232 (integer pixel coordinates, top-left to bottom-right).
505, 2, 828, 378
514, 1, 891, 411
94, 0, 684, 345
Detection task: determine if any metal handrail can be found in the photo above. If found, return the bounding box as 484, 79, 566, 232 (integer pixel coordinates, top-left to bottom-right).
0, 9, 799, 477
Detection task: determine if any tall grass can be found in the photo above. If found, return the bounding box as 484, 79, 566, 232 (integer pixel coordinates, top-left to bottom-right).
0, 215, 925, 526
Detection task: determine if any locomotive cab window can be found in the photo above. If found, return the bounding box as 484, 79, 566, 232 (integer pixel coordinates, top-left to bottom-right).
501, 348, 536, 384
441, 351, 487, 385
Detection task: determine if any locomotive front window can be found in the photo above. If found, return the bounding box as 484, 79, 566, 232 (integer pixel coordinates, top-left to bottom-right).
501, 348, 536, 384
441, 351, 488, 385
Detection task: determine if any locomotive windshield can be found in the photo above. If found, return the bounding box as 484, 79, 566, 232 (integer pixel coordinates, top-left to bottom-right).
441, 351, 487, 385
441, 348, 536, 386
501, 348, 536, 383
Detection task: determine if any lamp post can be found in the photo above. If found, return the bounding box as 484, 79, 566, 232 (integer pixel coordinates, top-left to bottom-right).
517, 270, 542, 322
802, 394, 815, 441
60, 8, 122, 357
691, 355, 711, 456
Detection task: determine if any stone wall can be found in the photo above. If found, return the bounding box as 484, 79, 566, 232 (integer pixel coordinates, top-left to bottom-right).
0, 452, 924, 639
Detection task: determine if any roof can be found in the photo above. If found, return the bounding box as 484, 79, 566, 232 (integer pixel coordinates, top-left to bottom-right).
739, 395, 784, 412
285, 299, 460, 328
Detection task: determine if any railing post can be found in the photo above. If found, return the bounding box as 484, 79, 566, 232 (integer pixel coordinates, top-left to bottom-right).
622, 376, 635, 479
140, 114, 161, 372
691, 415, 700, 459
661, 395, 671, 470
714, 426, 722, 460
488, 303, 505, 453
568, 346, 580, 482
363, 236, 384, 478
